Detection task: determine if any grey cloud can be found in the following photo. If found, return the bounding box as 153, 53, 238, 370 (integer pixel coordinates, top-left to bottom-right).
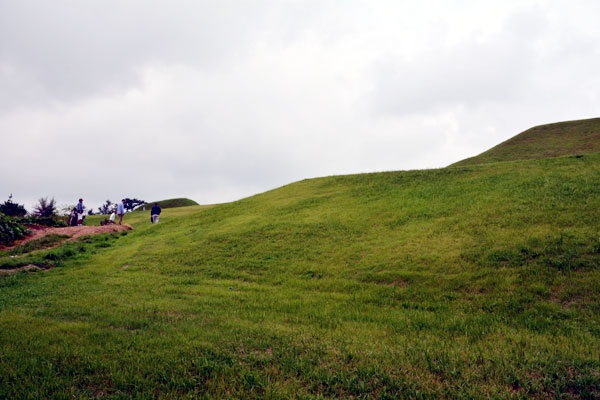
0, 1, 280, 108
1, 1, 600, 212
369, 9, 547, 116
369, 4, 600, 119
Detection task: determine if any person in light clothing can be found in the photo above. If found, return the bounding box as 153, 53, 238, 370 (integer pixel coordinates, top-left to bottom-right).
117, 200, 125, 225
151, 203, 161, 224
109, 210, 116, 223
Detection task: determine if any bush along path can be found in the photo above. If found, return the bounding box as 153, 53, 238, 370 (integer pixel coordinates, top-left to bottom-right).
0, 213, 30, 246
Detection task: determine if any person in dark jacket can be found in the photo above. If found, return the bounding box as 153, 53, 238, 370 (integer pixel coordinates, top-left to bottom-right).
151, 203, 161, 224
69, 208, 78, 226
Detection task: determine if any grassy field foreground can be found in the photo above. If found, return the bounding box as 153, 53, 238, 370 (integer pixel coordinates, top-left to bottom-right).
1, 154, 600, 398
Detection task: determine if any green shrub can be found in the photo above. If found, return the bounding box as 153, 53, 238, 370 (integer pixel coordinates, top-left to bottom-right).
16, 216, 67, 228
0, 195, 27, 217
0, 213, 31, 246
32, 196, 57, 217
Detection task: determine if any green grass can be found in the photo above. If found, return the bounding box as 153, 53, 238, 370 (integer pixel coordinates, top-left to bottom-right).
452, 117, 600, 166
134, 197, 199, 211
0, 233, 124, 271
1, 154, 600, 398
3, 234, 71, 256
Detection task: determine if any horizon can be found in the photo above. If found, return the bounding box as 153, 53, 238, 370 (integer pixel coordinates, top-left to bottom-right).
2, 1, 599, 211
4, 115, 600, 214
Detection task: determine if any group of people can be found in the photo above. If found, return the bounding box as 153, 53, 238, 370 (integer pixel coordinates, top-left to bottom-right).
69, 198, 163, 226
106, 201, 162, 224
103, 200, 126, 225
68, 198, 86, 226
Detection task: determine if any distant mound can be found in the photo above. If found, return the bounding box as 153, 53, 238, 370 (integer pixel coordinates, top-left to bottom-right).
134, 198, 198, 211
451, 117, 600, 166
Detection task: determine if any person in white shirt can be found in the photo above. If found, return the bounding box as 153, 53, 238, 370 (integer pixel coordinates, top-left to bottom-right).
109, 210, 116, 223
117, 200, 125, 225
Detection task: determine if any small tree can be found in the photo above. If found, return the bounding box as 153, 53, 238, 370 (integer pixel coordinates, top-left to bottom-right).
98, 200, 114, 215
59, 204, 77, 216
33, 197, 57, 217
123, 198, 145, 212
0, 195, 27, 217
87, 209, 95, 216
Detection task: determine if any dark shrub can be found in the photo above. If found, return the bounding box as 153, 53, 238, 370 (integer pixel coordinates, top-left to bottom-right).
0, 213, 31, 246
33, 197, 57, 217
0, 195, 27, 217
123, 198, 145, 212
98, 200, 114, 215
17, 216, 67, 228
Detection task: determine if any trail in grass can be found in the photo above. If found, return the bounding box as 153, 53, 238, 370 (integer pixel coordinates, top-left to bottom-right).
1, 224, 133, 250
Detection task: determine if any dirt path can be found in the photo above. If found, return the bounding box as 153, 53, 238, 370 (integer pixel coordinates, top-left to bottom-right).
0, 264, 46, 276
2, 224, 133, 250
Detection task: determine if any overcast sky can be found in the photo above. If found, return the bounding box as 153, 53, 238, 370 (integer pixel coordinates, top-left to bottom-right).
1, 0, 599, 212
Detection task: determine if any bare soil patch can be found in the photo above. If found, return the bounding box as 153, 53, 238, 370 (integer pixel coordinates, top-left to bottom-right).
0, 264, 44, 276
1, 224, 133, 251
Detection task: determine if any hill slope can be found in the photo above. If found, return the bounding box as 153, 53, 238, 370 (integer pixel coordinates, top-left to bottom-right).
135, 197, 198, 211
452, 117, 600, 166
1, 154, 599, 397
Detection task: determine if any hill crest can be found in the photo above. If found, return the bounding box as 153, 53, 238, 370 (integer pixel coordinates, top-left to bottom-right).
134, 197, 198, 211
451, 117, 600, 166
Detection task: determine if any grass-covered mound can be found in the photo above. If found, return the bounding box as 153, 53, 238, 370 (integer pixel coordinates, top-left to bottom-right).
135, 197, 199, 211
452, 117, 600, 166
1, 154, 599, 398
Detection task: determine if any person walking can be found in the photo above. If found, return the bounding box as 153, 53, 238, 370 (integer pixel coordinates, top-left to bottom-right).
117, 199, 125, 225
151, 203, 161, 224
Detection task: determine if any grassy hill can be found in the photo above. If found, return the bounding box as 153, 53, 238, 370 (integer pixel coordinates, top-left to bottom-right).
134, 197, 199, 211
452, 117, 600, 166
1, 154, 600, 397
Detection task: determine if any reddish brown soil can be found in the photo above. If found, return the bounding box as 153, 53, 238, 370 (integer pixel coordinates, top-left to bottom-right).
2, 224, 133, 250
